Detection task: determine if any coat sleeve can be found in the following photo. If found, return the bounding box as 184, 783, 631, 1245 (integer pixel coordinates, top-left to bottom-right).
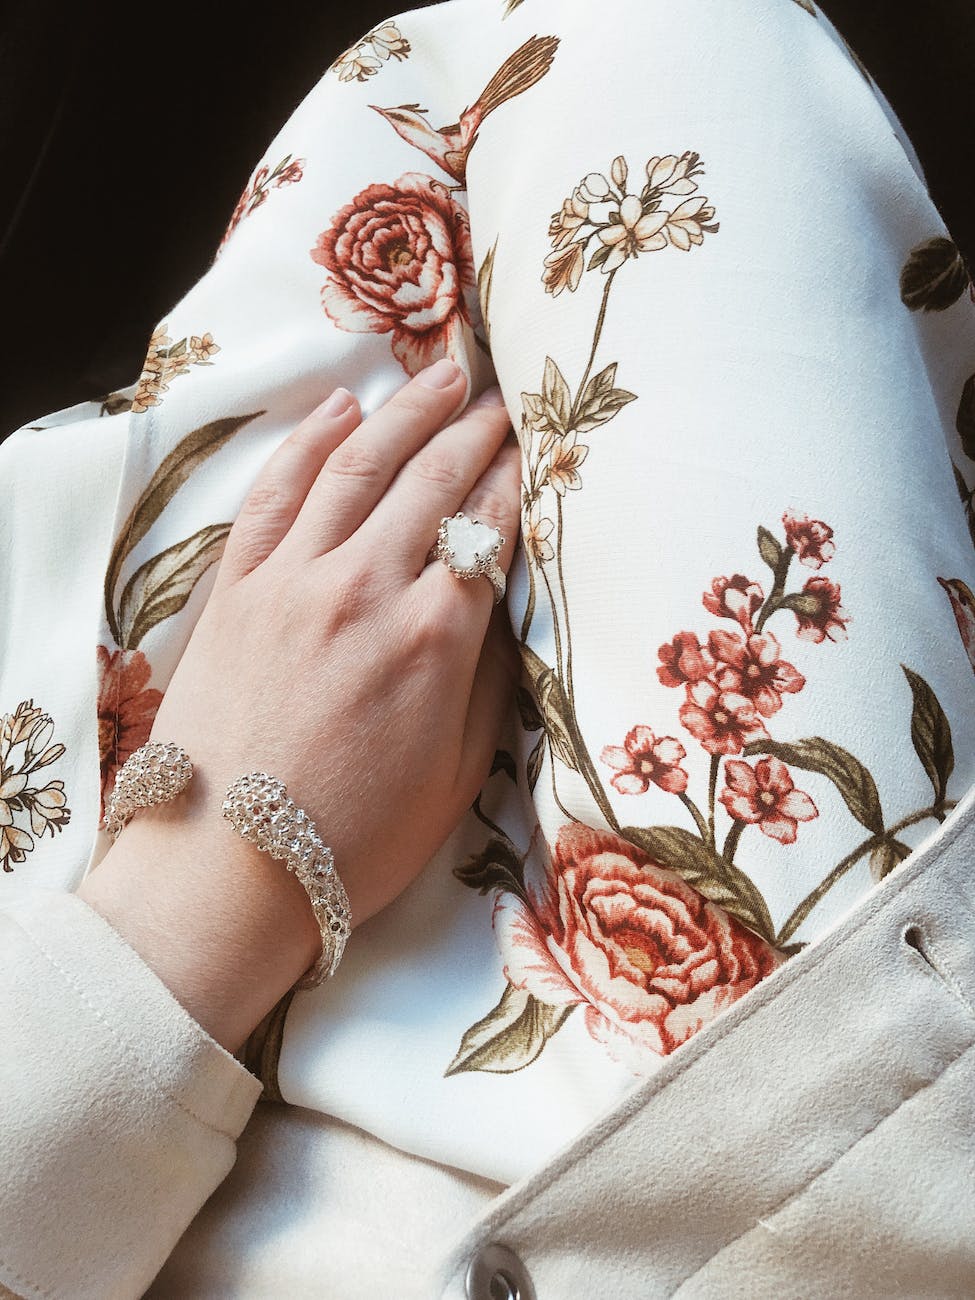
0, 890, 262, 1300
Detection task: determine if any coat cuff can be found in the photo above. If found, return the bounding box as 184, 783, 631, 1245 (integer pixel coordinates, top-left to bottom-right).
0, 889, 263, 1300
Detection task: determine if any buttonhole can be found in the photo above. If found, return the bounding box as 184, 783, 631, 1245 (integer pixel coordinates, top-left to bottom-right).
902, 924, 929, 962
902, 922, 972, 1013
489, 1274, 520, 1300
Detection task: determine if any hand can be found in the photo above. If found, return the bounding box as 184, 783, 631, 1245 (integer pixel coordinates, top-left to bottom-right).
79, 358, 520, 1050
154, 356, 519, 920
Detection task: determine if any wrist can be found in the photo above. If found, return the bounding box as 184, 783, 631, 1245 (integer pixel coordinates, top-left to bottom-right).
77, 764, 322, 1054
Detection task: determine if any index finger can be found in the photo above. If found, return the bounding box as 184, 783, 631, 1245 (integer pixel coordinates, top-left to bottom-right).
281, 357, 468, 559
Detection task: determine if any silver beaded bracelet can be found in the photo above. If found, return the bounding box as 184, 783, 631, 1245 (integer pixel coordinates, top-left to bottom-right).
102, 744, 351, 988
221, 772, 351, 987
103, 741, 194, 839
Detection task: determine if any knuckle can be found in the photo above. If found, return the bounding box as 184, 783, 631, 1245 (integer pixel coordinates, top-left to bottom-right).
411, 447, 464, 492
393, 388, 436, 423
402, 586, 447, 643
221, 536, 266, 581
324, 441, 385, 485
468, 488, 514, 535
470, 399, 512, 430
238, 479, 289, 521
324, 566, 377, 623
288, 424, 327, 457
415, 586, 462, 644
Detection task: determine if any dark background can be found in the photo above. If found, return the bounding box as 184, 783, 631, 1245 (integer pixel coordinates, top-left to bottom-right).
1, 0, 972, 439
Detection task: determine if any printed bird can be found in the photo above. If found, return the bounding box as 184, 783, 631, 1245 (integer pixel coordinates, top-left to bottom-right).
371, 35, 559, 185
938, 577, 975, 674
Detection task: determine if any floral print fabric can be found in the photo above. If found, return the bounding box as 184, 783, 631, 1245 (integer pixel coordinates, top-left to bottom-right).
494, 821, 784, 1064
311, 172, 478, 376
0, 702, 71, 872
1, 0, 974, 1186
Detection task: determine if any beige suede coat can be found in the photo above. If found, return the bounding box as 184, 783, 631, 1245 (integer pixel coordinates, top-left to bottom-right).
1, 794, 973, 1297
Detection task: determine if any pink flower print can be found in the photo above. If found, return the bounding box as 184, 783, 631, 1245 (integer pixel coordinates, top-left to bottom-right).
277, 159, 304, 186
219, 154, 306, 252
708, 629, 805, 718
783, 510, 836, 569
600, 727, 689, 795
702, 574, 764, 631
720, 757, 818, 844
793, 576, 850, 643
679, 681, 768, 756
656, 631, 715, 689
547, 433, 589, 494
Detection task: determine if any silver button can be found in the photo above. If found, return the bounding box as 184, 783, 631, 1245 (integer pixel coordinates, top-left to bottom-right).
465, 1242, 536, 1300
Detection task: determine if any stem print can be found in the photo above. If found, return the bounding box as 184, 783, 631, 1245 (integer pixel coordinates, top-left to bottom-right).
517, 151, 717, 822
218, 154, 306, 256
451, 152, 966, 1079
98, 412, 264, 818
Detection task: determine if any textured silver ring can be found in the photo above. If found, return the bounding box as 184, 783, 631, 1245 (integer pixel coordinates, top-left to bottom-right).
433, 512, 506, 604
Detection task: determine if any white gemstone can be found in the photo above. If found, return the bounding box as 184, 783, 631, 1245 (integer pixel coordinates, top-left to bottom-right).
443, 515, 500, 573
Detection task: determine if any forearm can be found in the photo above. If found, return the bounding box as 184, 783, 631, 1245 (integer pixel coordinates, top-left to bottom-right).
76, 761, 321, 1054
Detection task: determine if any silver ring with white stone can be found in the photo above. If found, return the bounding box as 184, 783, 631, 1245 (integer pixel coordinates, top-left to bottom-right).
434, 512, 506, 604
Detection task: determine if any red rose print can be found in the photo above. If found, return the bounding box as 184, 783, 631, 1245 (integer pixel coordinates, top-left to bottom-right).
783, 509, 835, 569
792, 576, 849, 643
656, 631, 715, 688
720, 757, 818, 844
679, 681, 768, 755
495, 822, 783, 1064
600, 726, 688, 795
708, 628, 805, 717
310, 171, 478, 377
96, 646, 163, 819
702, 574, 764, 631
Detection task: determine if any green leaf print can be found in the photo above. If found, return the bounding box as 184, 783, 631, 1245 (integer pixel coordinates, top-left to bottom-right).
901, 665, 954, 807
621, 824, 776, 944
744, 736, 884, 837
445, 984, 574, 1076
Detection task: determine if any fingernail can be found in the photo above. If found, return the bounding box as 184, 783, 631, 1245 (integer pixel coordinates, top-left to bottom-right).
471, 385, 505, 408
415, 358, 462, 389
319, 387, 354, 417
